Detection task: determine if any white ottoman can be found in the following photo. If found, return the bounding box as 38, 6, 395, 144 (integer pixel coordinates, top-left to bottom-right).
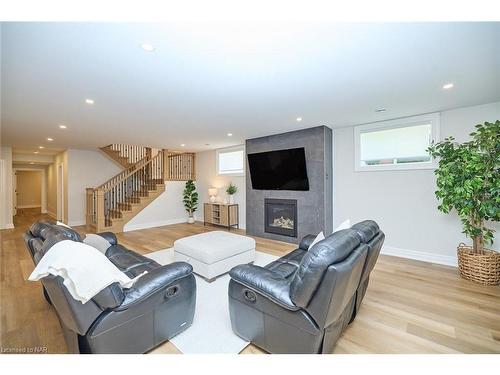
173, 231, 256, 281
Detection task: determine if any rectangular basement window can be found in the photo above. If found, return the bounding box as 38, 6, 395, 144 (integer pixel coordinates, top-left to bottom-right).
216, 145, 245, 176
354, 113, 440, 171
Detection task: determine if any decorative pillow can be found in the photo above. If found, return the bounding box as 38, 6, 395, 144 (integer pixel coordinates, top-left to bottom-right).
83, 234, 113, 254
57, 221, 71, 229
308, 231, 325, 250
334, 219, 351, 232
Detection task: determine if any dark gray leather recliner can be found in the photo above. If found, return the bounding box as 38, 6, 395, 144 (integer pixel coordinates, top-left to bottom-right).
349, 220, 385, 322
24, 221, 197, 354
228, 220, 384, 354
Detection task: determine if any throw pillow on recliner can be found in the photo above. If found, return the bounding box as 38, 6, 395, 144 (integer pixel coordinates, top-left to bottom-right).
83, 234, 113, 254
308, 219, 351, 250
308, 232, 325, 250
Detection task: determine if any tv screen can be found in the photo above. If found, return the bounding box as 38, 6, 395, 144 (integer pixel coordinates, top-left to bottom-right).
247, 147, 309, 191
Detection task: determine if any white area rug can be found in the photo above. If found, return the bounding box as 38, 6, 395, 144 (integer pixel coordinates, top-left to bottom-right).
145, 248, 278, 354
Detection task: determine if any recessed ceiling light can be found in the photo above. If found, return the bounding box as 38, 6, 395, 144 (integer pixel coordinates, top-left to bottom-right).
47, 137, 54, 142
141, 43, 155, 52
180, 144, 186, 147
227, 133, 233, 137
442, 83, 454, 90
59, 124, 67, 129
375, 108, 387, 113
34, 151, 39, 154
296, 117, 302, 122
85, 98, 94, 104
29, 162, 35, 165
39, 146, 45, 149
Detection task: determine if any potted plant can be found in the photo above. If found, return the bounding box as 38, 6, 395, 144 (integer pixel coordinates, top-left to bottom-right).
226, 182, 237, 204
427, 120, 500, 285
183, 179, 198, 224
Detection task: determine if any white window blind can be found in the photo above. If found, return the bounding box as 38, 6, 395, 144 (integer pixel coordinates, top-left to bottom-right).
217, 146, 245, 175
360, 123, 432, 163
354, 113, 440, 171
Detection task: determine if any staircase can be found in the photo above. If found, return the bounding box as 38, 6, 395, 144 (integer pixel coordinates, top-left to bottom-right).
86, 146, 196, 233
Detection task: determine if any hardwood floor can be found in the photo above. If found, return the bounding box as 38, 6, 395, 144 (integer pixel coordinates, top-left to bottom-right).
1, 208, 499, 354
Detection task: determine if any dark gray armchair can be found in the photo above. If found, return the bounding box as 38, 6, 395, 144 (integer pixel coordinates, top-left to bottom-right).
228, 220, 384, 354
349, 220, 385, 322
24, 221, 196, 354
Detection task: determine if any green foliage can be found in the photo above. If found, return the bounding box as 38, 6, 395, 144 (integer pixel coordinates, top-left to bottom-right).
427, 120, 500, 252
183, 180, 198, 216
226, 182, 237, 195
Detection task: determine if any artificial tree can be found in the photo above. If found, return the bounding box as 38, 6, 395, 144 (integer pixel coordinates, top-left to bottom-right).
427, 120, 499, 253
183, 179, 198, 223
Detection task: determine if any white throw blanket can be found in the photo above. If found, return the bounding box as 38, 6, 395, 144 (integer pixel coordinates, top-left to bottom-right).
29, 240, 145, 304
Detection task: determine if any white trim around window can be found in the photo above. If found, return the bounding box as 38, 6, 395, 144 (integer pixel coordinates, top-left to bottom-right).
354, 112, 440, 172
216, 145, 245, 176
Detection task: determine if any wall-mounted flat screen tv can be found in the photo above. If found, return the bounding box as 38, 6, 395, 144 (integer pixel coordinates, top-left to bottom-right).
247, 147, 309, 191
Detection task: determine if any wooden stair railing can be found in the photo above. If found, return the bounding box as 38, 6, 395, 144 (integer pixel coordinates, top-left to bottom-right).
87, 149, 196, 233
165, 151, 196, 181
100, 144, 151, 168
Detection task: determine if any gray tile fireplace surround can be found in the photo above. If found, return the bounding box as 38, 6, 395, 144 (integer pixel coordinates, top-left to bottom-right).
246, 126, 333, 244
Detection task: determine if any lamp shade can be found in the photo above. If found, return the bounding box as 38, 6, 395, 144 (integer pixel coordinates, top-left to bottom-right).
208, 188, 218, 197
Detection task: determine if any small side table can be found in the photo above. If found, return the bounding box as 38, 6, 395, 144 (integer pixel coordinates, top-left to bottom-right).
203, 203, 239, 230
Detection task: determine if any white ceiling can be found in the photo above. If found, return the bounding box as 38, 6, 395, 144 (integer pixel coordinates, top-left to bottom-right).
1, 22, 499, 155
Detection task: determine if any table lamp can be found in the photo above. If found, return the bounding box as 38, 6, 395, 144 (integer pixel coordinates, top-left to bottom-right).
208, 188, 218, 203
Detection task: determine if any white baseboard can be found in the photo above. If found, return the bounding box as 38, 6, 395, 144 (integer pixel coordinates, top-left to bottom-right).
123, 218, 188, 232
17, 205, 41, 209
381, 245, 457, 267
68, 220, 86, 227
1, 223, 14, 229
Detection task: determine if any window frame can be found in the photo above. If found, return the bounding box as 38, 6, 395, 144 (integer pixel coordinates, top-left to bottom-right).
354, 113, 440, 172
216, 145, 245, 176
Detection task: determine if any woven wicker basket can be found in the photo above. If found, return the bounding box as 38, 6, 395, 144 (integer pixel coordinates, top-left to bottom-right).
457, 244, 500, 285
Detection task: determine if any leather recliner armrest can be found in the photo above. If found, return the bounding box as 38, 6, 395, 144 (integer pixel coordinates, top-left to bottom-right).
298, 234, 317, 251
97, 232, 118, 246
229, 264, 298, 310
116, 262, 193, 310
93, 282, 125, 309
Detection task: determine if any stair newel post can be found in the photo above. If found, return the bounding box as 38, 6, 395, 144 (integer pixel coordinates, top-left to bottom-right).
96, 188, 105, 232
112, 185, 116, 217
146, 147, 152, 185
163, 150, 169, 182
191, 153, 196, 180
85, 188, 94, 229
159, 150, 163, 181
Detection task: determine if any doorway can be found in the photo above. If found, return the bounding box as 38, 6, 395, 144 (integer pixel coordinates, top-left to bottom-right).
13, 169, 43, 217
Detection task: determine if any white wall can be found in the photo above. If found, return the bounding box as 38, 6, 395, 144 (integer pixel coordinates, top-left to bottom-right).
195, 149, 246, 228
66, 149, 121, 226
46, 162, 57, 218
123, 181, 188, 232
334, 101, 500, 266
0, 146, 14, 229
